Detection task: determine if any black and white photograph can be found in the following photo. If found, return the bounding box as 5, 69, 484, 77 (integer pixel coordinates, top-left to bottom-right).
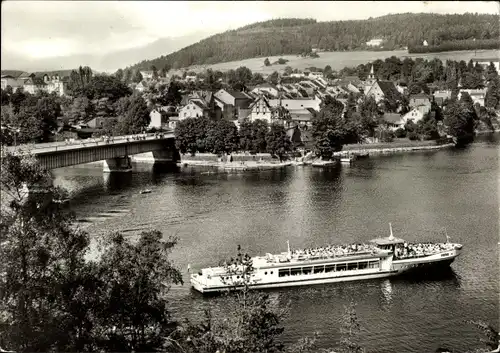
1, 1, 499, 352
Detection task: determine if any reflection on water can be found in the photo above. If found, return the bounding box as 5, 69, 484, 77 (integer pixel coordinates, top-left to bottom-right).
381, 279, 393, 305
51, 137, 499, 353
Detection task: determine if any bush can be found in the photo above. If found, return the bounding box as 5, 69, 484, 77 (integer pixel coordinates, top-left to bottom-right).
380, 130, 395, 142
408, 131, 420, 140
394, 128, 407, 138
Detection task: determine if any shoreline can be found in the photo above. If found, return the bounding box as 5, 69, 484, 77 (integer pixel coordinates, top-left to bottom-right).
178, 143, 455, 169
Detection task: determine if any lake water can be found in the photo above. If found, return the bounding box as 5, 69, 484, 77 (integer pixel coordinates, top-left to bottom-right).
52, 135, 499, 353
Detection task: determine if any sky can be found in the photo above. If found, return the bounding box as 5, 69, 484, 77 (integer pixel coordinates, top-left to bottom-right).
1, 1, 499, 68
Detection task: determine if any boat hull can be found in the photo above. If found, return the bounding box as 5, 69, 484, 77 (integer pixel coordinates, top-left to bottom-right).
191, 269, 400, 294
393, 248, 461, 274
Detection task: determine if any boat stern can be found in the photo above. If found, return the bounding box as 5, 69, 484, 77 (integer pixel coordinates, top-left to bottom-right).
190, 273, 207, 293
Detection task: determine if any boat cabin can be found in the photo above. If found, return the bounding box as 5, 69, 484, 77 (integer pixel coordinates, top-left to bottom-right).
370, 224, 405, 255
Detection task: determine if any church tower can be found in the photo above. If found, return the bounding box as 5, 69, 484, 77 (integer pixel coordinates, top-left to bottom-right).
368, 64, 375, 83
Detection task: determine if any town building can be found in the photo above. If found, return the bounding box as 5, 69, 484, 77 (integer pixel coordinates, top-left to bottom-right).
247, 95, 275, 124
1, 74, 24, 90
472, 58, 500, 72
178, 100, 211, 120
365, 80, 401, 103
366, 38, 384, 47
382, 113, 405, 130
409, 93, 432, 114
458, 89, 487, 106
269, 96, 322, 111
251, 83, 279, 98
149, 106, 174, 129
214, 89, 253, 120
135, 81, 149, 92
140, 71, 154, 80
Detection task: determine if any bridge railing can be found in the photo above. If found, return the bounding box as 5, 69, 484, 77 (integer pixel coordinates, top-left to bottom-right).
4, 131, 174, 155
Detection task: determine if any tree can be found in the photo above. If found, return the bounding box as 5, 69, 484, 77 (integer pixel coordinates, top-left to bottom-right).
337, 301, 364, 353
174, 118, 198, 155
486, 62, 498, 82
114, 68, 124, 82
485, 76, 500, 109
238, 119, 254, 152
264, 58, 271, 67
444, 100, 475, 146
251, 119, 269, 153
168, 245, 285, 353
133, 70, 143, 83
119, 95, 151, 134
164, 80, 183, 106
90, 230, 182, 352
416, 112, 440, 140
151, 65, 159, 80
324, 65, 333, 77
206, 119, 239, 155
67, 96, 94, 122
312, 97, 348, 158
268, 71, 280, 85
35, 96, 61, 142
0, 152, 90, 352
82, 75, 132, 103
357, 96, 381, 137
251, 73, 265, 86
0, 152, 183, 352
265, 123, 291, 161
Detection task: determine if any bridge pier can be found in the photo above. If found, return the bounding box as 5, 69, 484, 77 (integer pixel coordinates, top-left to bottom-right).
103, 156, 132, 173
130, 149, 180, 165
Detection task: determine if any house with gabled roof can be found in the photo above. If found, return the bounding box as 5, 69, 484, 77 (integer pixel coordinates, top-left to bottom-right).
214, 88, 253, 120
247, 95, 275, 124
23, 76, 47, 94
365, 80, 402, 103
178, 99, 211, 120
1, 74, 24, 90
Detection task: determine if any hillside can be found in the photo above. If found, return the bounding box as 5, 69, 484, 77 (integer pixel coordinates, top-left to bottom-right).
128, 13, 499, 72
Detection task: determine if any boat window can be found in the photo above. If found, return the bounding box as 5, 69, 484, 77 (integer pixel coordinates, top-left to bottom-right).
325, 264, 336, 273
265, 272, 267, 275
368, 261, 379, 268
291, 268, 301, 276
270, 271, 273, 274
279, 269, 290, 277
336, 263, 347, 271
302, 267, 312, 275
313, 265, 324, 273
358, 261, 368, 270
347, 262, 358, 271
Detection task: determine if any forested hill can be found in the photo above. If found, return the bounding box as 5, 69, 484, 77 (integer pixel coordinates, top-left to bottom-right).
128, 13, 499, 72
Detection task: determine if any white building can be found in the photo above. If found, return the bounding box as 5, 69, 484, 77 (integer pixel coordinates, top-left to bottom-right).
366, 38, 384, 47
423, 40, 429, 47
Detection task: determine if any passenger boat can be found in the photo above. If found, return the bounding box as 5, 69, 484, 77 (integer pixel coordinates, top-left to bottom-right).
190, 224, 462, 294
340, 156, 355, 164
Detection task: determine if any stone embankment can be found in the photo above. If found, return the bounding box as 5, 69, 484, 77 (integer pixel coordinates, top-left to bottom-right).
333, 142, 455, 157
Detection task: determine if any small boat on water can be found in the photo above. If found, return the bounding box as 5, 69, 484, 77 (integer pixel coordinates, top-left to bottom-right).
311, 159, 336, 167
190, 224, 462, 294
353, 152, 369, 159
139, 189, 152, 194
340, 156, 354, 164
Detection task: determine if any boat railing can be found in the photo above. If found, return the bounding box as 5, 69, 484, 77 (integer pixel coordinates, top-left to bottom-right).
264, 248, 381, 264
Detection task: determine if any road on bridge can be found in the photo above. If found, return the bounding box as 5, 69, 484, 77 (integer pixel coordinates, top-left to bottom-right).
3, 132, 175, 155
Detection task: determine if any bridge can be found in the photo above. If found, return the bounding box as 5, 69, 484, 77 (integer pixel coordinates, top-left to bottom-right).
4, 132, 179, 172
